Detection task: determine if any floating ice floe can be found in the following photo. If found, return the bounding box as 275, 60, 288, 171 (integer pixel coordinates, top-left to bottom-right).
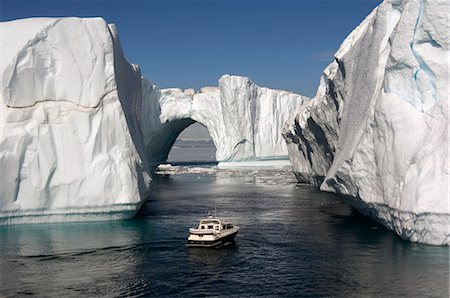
154, 164, 298, 186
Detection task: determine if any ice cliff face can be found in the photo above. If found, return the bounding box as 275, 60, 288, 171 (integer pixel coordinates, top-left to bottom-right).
140, 75, 308, 166
283, 0, 449, 245
0, 18, 151, 224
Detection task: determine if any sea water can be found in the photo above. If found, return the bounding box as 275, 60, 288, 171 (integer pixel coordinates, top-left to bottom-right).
0, 165, 448, 297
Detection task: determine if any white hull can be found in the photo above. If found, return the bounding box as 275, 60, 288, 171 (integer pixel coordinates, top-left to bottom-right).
186, 228, 239, 248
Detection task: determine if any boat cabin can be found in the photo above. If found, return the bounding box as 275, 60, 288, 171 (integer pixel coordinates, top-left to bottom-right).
198, 219, 234, 232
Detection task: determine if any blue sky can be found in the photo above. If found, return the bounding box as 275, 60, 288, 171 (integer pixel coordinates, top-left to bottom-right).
1, 0, 381, 97
1, 0, 381, 140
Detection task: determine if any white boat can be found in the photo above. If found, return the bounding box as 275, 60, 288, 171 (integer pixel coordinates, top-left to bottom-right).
186, 215, 239, 248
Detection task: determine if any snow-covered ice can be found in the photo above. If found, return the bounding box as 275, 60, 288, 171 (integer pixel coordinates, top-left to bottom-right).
140, 75, 308, 166
0, 17, 151, 224
283, 0, 449, 245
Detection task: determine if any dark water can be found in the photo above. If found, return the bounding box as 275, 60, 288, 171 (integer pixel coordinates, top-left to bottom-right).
0, 167, 448, 297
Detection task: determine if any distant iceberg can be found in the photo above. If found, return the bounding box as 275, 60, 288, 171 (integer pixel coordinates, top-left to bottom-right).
140, 75, 309, 166
283, 0, 449, 245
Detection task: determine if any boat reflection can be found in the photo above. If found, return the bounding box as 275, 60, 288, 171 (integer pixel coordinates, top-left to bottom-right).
187, 241, 238, 266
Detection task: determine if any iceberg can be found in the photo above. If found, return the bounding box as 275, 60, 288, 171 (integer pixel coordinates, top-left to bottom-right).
0, 17, 151, 224
283, 0, 449, 245
140, 75, 309, 167
0, 17, 307, 225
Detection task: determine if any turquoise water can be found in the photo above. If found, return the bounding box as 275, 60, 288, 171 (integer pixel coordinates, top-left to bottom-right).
0, 167, 448, 297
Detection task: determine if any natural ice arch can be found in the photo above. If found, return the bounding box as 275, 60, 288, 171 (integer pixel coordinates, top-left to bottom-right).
140, 75, 309, 167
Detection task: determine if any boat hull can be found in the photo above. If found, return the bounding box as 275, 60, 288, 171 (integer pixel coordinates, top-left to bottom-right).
186, 230, 238, 248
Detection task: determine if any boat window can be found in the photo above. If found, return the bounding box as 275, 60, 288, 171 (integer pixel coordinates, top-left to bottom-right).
215, 226, 219, 230
208, 225, 213, 229
201, 225, 205, 229
223, 225, 226, 229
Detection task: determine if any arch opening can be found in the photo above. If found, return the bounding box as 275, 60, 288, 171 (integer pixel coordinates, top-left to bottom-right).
167, 122, 217, 165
